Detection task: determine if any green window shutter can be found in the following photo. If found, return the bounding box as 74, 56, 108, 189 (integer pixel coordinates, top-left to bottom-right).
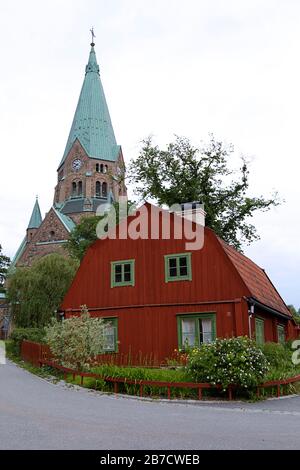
277, 325, 285, 344
255, 318, 265, 345
102, 318, 118, 352
177, 313, 216, 350
164, 253, 192, 282
111, 260, 135, 287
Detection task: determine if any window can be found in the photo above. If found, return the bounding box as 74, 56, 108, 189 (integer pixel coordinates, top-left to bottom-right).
164, 253, 192, 282
78, 181, 83, 196
177, 313, 216, 349
102, 318, 118, 352
277, 324, 285, 344
72, 181, 77, 197
102, 182, 108, 198
96, 181, 101, 198
100, 164, 104, 173
105, 165, 108, 173
255, 318, 265, 345
96, 163, 99, 172
111, 260, 135, 287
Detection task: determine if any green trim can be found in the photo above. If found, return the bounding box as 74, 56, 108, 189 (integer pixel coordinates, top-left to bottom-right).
102, 317, 118, 352
177, 312, 216, 349
255, 317, 265, 345
277, 324, 285, 344
111, 259, 135, 287
164, 252, 192, 282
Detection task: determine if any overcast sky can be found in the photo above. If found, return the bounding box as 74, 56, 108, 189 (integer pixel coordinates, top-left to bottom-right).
0, 0, 299, 307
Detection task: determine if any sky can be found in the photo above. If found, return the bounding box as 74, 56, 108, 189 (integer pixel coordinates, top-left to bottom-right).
0, 0, 299, 307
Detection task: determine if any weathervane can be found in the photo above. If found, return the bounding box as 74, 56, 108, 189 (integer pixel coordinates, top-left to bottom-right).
90, 27, 96, 46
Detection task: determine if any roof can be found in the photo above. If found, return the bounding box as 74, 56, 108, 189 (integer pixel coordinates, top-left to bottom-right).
58, 197, 110, 216
218, 237, 291, 317
53, 208, 76, 232
58, 44, 119, 168
28, 198, 42, 229
10, 236, 27, 268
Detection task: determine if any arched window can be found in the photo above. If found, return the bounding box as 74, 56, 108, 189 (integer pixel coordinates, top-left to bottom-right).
102, 182, 108, 198
105, 165, 108, 173
96, 181, 101, 198
72, 182, 77, 197
78, 181, 83, 196
96, 163, 99, 172
50, 231, 55, 239
100, 164, 104, 173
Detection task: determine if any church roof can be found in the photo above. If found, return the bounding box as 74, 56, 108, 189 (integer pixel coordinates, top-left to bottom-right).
58, 43, 120, 168
27, 198, 42, 229
53, 208, 76, 232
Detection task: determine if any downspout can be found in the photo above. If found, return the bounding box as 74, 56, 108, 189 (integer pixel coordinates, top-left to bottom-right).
248, 302, 255, 339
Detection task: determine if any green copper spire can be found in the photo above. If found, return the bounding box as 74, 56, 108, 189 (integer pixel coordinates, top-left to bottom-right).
27, 197, 42, 229
59, 42, 119, 168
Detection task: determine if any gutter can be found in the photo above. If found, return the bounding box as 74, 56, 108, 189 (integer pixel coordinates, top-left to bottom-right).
247, 297, 291, 321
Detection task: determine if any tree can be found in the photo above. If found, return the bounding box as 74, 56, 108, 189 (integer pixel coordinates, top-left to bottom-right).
288, 305, 300, 325
66, 200, 135, 261
45, 305, 106, 370
7, 254, 79, 328
0, 244, 10, 293
128, 135, 280, 250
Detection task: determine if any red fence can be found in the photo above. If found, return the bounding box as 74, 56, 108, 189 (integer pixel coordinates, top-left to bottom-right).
20, 340, 300, 400
21, 340, 51, 367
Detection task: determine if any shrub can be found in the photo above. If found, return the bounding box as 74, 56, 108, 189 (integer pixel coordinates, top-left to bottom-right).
186, 336, 270, 390
9, 327, 46, 356
260, 342, 300, 381
45, 305, 107, 370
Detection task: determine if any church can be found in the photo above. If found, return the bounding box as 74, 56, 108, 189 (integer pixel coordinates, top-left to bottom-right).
12, 39, 127, 268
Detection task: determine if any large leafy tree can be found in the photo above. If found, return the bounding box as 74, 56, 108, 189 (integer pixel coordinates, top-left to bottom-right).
128, 135, 280, 250
7, 254, 79, 328
0, 244, 10, 293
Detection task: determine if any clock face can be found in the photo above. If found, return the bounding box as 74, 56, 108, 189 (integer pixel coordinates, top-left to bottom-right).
72, 158, 82, 171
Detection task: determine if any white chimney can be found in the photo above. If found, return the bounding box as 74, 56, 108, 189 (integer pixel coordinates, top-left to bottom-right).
174, 202, 206, 226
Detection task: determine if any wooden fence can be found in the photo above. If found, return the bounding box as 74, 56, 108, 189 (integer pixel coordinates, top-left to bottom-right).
20, 340, 300, 401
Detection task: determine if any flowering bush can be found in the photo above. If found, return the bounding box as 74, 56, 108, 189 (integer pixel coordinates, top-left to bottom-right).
45, 305, 106, 370
186, 336, 269, 390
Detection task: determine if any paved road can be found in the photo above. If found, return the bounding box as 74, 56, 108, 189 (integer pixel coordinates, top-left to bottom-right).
1, 361, 300, 450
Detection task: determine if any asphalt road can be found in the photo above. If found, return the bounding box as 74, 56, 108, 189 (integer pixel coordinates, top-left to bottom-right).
1, 360, 300, 450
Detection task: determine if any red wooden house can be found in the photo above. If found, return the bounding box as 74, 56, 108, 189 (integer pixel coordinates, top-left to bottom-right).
61, 203, 298, 365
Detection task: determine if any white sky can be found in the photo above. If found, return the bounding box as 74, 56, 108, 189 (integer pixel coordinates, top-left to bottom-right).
0, 0, 299, 307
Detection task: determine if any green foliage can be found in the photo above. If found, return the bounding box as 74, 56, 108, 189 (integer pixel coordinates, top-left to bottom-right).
66, 215, 103, 261
7, 254, 78, 328
128, 135, 280, 250
287, 305, 300, 325
0, 244, 10, 293
66, 201, 135, 261
45, 305, 107, 370
9, 327, 46, 356
260, 342, 300, 381
186, 336, 270, 390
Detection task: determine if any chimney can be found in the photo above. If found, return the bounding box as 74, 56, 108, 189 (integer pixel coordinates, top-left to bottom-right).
174, 201, 205, 226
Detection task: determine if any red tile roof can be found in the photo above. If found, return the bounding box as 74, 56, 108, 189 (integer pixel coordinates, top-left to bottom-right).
218, 238, 291, 317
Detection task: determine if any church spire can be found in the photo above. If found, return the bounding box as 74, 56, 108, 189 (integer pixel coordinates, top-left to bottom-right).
58, 37, 119, 168
27, 197, 42, 229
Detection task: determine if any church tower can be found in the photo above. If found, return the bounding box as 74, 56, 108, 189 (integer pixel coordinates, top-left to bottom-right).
54, 39, 127, 223
12, 38, 126, 267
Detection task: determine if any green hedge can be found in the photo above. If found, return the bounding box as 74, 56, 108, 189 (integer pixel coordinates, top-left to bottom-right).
9, 328, 46, 356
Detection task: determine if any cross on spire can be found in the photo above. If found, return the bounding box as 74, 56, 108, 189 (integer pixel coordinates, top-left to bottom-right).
90, 27, 96, 46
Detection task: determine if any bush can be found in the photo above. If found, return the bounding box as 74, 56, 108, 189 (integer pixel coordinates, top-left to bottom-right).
260, 342, 300, 381
45, 305, 107, 370
9, 327, 46, 356
186, 336, 270, 390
